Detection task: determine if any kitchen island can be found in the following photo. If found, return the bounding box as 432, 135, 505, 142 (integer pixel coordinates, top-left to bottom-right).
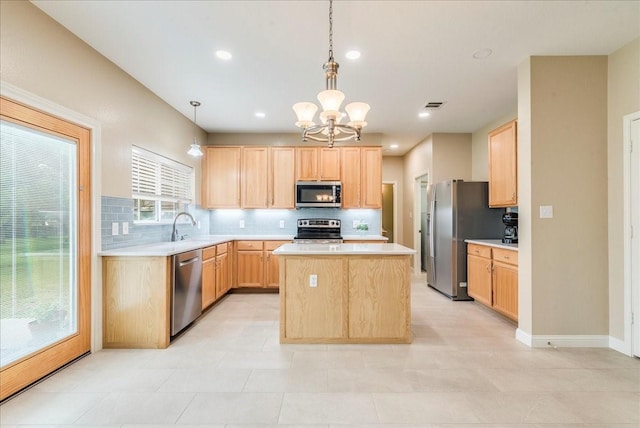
273, 243, 416, 344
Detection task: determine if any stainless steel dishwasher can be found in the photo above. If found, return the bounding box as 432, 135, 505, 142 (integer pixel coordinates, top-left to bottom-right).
172, 249, 202, 336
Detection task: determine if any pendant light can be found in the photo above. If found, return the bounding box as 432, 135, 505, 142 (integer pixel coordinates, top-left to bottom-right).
187, 100, 203, 157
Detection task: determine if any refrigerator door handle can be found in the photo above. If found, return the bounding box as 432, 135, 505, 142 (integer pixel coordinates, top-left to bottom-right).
429, 198, 436, 278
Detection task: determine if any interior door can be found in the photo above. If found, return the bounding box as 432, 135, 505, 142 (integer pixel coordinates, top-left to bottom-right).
0, 97, 91, 400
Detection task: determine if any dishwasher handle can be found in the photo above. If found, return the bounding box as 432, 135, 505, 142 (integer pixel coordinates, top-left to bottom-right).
179, 256, 200, 267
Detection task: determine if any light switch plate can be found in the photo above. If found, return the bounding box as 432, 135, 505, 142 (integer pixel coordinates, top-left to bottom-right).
540, 205, 554, 219
353, 220, 360, 229
111, 222, 119, 235
279, 220, 285, 229
122, 222, 129, 235
239, 220, 245, 228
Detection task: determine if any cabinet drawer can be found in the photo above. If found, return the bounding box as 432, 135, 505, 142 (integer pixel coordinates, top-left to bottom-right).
236, 240, 264, 251
202, 246, 216, 260
493, 248, 518, 265
467, 243, 491, 258
264, 240, 290, 251
216, 242, 228, 255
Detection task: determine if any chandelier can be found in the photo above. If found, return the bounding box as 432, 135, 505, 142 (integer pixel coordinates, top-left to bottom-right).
187, 100, 204, 157
292, 0, 370, 148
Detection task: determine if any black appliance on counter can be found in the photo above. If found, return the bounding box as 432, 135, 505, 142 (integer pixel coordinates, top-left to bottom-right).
502, 212, 518, 244
293, 218, 343, 243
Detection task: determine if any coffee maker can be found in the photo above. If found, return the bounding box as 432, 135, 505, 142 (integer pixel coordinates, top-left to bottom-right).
502, 212, 518, 244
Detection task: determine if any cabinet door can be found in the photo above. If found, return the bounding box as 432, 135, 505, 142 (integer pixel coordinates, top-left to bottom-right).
340, 147, 361, 208
295, 147, 318, 181
361, 147, 382, 208
215, 251, 230, 296
236, 251, 264, 287
202, 147, 241, 208
319, 148, 341, 180
202, 258, 216, 309
264, 241, 289, 288
488, 120, 517, 207
241, 147, 269, 208
467, 254, 492, 307
269, 147, 295, 208
492, 261, 518, 321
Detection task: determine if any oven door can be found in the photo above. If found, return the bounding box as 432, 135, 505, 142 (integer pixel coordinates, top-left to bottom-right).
295, 181, 341, 208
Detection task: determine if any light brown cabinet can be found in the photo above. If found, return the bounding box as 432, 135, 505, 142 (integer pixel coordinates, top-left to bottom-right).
202, 146, 241, 208
269, 147, 295, 208
235, 240, 289, 288
295, 147, 341, 181
241, 147, 269, 208
467, 244, 493, 307
467, 243, 518, 321
202, 243, 231, 310
340, 146, 382, 208
488, 119, 518, 207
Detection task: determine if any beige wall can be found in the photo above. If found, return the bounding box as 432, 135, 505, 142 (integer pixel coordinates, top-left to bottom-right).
471, 111, 518, 181
208, 132, 384, 147
0, 0, 206, 201
607, 38, 640, 341
520, 56, 609, 336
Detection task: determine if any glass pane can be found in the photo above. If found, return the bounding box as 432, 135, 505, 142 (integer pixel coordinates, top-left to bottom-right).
133, 198, 156, 221
0, 120, 77, 367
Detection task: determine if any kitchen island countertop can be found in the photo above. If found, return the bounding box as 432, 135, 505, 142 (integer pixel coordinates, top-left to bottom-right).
464, 239, 518, 251
273, 243, 415, 256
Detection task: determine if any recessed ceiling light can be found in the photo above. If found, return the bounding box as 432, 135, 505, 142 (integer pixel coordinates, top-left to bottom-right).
254, 112, 266, 118
390, 144, 399, 149
418, 112, 431, 118
215, 50, 232, 60
345, 50, 361, 60
472, 48, 493, 59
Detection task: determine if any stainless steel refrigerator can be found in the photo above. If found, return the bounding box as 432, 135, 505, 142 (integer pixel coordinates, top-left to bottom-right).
426, 180, 504, 300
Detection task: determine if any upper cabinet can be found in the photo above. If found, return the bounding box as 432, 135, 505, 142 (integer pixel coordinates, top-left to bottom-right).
202, 146, 241, 208
488, 119, 518, 207
295, 147, 341, 181
241, 147, 269, 208
269, 147, 295, 209
341, 146, 382, 209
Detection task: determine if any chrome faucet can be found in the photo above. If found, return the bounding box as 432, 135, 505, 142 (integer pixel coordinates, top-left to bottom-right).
171, 212, 196, 242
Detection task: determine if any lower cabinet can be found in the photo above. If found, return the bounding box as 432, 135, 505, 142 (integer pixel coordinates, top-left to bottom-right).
236, 240, 290, 288
202, 242, 231, 310
467, 243, 518, 321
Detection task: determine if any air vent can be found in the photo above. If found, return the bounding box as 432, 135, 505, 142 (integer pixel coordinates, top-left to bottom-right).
424, 102, 445, 109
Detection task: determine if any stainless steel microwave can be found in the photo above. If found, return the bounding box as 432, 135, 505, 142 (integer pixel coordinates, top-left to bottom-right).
295, 181, 342, 208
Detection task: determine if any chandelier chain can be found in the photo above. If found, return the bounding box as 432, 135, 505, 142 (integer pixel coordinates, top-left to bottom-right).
328, 0, 333, 61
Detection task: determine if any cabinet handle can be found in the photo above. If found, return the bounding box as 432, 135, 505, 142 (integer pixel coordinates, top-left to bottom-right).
504, 255, 510, 260
486, 264, 491, 273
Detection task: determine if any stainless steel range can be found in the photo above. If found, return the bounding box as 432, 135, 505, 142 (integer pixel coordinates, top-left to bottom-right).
293, 218, 343, 244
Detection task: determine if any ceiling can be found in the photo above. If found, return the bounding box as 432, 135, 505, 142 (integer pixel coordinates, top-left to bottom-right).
32, 0, 639, 156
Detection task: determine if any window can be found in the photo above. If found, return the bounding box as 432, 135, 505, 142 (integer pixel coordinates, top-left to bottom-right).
131, 146, 194, 223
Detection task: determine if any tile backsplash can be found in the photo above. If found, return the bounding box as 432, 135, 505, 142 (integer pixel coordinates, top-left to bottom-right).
101, 196, 382, 250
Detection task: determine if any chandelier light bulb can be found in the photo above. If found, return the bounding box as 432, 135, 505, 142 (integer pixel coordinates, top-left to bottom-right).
293, 102, 318, 128
345, 102, 370, 128
317, 89, 345, 113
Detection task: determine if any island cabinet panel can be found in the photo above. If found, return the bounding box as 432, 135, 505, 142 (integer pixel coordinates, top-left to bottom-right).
202, 146, 241, 208
281, 257, 348, 340
348, 257, 411, 340
103, 256, 171, 349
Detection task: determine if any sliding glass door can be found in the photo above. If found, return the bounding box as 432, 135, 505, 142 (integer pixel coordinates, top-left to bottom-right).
0, 97, 91, 400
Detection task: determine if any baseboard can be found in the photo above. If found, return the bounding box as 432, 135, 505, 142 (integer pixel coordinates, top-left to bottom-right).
515, 330, 610, 348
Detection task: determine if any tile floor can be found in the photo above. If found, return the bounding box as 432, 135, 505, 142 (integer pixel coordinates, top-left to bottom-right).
1, 276, 639, 427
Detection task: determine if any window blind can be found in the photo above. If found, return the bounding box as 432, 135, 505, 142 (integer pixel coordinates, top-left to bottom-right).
132, 146, 193, 203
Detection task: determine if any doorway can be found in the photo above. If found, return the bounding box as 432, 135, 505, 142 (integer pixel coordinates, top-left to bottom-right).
381, 182, 396, 243
0, 97, 92, 400
625, 112, 640, 357
413, 173, 429, 275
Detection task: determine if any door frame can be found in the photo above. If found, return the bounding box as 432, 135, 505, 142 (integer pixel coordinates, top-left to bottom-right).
622, 110, 640, 356
1, 81, 103, 353
413, 171, 429, 275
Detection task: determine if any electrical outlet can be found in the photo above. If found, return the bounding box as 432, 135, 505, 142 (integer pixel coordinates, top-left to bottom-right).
197, 220, 201, 229
309, 274, 317, 288
279, 220, 285, 229
111, 222, 119, 235
122, 222, 129, 235
353, 220, 360, 229
239, 219, 245, 228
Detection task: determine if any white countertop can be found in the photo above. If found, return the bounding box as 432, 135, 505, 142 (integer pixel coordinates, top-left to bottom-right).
465, 239, 518, 251
273, 243, 416, 256
99, 235, 293, 257
342, 235, 388, 241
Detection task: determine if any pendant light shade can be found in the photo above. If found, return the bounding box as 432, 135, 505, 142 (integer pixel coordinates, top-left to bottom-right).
188, 100, 203, 157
